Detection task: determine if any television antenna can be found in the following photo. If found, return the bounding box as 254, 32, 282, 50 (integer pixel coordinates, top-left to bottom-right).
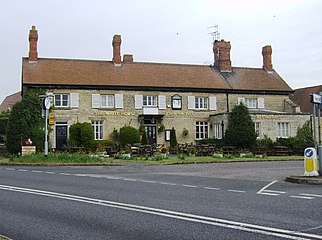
207, 25, 220, 43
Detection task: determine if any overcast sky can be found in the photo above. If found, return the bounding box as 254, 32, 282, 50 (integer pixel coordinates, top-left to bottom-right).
1, 0, 321, 103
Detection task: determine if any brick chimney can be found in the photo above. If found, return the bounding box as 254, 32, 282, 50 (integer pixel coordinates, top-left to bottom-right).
112, 34, 122, 65
28, 26, 38, 62
262, 45, 273, 72
213, 40, 232, 72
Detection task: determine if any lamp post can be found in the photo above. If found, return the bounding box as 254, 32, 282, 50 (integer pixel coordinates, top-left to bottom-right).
40, 92, 54, 156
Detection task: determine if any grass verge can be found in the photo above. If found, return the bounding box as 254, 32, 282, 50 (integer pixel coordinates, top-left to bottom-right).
0, 153, 302, 166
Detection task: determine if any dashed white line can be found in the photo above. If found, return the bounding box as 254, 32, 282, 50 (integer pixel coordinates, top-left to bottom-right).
74, 174, 87, 177
59, 173, 71, 176
290, 196, 315, 200
300, 193, 322, 198
227, 190, 246, 193
140, 180, 157, 184
181, 185, 197, 188
18, 169, 29, 172
159, 182, 177, 186
45, 172, 55, 174
258, 192, 280, 196
204, 187, 220, 191
123, 178, 137, 182
31, 170, 43, 173
264, 190, 286, 194
6, 168, 15, 171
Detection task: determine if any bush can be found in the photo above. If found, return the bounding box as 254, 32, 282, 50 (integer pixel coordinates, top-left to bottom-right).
68, 122, 95, 151
119, 126, 140, 147
170, 127, 177, 149
69, 122, 83, 146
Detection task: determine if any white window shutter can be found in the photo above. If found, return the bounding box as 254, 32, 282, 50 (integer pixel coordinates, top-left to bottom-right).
92, 94, 100, 109
135, 95, 143, 109
258, 98, 265, 109
70, 93, 79, 108
115, 94, 124, 109
238, 97, 246, 105
158, 95, 166, 109
209, 96, 217, 110
188, 96, 195, 110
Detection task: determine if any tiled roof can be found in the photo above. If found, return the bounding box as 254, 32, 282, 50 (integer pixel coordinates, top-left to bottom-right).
0, 91, 21, 113
290, 85, 322, 113
22, 58, 292, 92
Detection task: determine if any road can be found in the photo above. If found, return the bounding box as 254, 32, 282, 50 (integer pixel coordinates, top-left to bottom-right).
0, 161, 322, 240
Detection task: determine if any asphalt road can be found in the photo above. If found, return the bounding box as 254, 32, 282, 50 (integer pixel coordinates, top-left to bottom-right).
0, 161, 322, 240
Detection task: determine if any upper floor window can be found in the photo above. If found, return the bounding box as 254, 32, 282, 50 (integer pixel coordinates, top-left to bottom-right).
101, 95, 114, 108
172, 94, 182, 110
143, 96, 157, 107
54, 94, 69, 107
92, 94, 123, 109
238, 97, 265, 109
195, 97, 208, 110
245, 98, 257, 109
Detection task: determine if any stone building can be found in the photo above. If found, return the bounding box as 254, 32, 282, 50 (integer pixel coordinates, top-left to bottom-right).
21, 26, 309, 150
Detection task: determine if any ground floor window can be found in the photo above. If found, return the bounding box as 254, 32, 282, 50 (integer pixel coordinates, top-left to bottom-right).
213, 123, 222, 139
196, 122, 208, 140
255, 122, 261, 139
92, 120, 103, 140
277, 122, 289, 138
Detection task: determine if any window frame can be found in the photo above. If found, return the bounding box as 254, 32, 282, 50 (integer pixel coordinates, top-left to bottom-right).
143, 95, 158, 107
245, 98, 257, 109
195, 97, 208, 110
196, 121, 209, 140
100, 94, 115, 108
277, 122, 290, 138
54, 94, 69, 108
92, 120, 103, 140
171, 94, 182, 110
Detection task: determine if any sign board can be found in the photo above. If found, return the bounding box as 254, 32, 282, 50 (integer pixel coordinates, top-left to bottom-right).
49, 114, 55, 125
310, 93, 322, 104
304, 147, 319, 176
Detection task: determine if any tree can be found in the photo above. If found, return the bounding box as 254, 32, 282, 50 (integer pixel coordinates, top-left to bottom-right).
69, 122, 95, 150
170, 127, 177, 149
6, 91, 44, 154
224, 103, 256, 149
295, 120, 314, 154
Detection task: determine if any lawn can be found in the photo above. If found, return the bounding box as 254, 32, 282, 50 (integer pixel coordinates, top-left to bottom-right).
0, 153, 302, 165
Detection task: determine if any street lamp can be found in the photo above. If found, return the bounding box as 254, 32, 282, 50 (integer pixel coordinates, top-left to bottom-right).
39, 92, 54, 156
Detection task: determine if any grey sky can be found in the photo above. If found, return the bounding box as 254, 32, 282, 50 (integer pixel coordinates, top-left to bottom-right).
1, 0, 321, 103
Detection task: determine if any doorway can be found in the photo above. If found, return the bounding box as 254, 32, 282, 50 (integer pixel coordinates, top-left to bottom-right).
55, 122, 68, 151
144, 118, 157, 145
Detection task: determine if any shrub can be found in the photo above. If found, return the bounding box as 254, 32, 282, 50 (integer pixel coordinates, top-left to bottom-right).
170, 127, 177, 149
80, 122, 94, 150
69, 122, 83, 146
119, 125, 140, 147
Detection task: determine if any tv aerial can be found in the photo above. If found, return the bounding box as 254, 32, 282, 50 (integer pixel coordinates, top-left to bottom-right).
207, 25, 220, 43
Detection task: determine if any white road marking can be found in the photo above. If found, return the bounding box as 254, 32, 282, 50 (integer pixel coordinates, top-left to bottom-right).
257, 180, 278, 194
18, 169, 29, 172
59, 173, 71, 176
203, 187, 220, 191
31, 170, 43, 173
227, 190, 246, 193
5, 168, 15, 171
122, 178, 137, 182
290, 196, 315, 200
300, 193, 322, 198
74, 174, 87, 177
181, 184, 197, 188
140, 180, 157, 184
0, 184, 321, 240
264, 190, 286, 194
159, 182, 177, 186
257, 192, 280, 196
45, 172, 55, 174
